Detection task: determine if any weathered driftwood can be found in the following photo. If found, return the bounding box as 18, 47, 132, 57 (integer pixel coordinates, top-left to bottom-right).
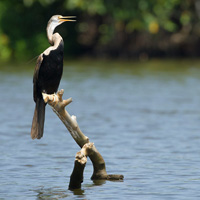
42, 90, 123, 189
68, 143, 90, 190
42, 89, 88, 148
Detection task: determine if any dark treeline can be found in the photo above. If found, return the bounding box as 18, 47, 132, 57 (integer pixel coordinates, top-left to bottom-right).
0, 0, 199, 62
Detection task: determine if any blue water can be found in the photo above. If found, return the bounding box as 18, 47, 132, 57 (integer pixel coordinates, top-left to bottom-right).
1, 60, 200, 199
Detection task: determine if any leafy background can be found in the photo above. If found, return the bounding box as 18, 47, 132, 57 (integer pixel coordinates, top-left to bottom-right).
0, 0, 198, 62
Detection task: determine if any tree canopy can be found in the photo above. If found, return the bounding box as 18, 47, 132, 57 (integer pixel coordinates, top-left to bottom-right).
0, 0, 198, 61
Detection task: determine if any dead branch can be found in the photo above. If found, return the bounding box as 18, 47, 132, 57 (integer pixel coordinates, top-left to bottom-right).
68, 143, 91, 190
42, 90, 123, 189
42, 89, 89, 148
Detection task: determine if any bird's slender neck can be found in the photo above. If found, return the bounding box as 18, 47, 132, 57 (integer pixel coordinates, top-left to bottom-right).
46, 22, 62, 45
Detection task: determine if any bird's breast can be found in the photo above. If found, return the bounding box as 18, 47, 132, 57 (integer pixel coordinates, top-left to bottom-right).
37, 40, 64, 94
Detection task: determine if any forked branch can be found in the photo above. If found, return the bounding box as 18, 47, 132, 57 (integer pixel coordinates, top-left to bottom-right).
42, 90, 123, 189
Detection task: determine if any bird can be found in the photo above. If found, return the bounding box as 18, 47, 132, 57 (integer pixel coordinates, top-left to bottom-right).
31, 15, 76, 139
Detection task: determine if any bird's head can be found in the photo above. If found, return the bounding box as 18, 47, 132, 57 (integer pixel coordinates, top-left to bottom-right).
46, 15, 76, 44
47, 15, 76, 30
49, 15, 76, 26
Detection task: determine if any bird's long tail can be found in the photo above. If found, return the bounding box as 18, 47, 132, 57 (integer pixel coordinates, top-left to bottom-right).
31, 98, 46, 139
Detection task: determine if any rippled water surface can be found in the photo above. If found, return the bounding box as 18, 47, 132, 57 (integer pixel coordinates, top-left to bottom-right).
1, 60, 200, 199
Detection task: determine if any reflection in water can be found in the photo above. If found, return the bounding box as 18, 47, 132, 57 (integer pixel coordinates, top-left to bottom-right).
92, 179, 106, 186
71, 188, 85, 196
34, 186, 70, 199
92, 179, 124, 186
1, 60, 200, 199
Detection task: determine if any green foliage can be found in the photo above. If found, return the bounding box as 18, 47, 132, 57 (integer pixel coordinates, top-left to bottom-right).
0, 0, 197, 61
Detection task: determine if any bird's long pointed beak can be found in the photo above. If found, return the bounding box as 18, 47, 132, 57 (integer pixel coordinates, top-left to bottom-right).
59, 16, 76, 22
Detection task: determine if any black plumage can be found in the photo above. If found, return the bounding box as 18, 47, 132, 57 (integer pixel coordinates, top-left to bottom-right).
31, 41, 64, 139
31, 15, 75, 139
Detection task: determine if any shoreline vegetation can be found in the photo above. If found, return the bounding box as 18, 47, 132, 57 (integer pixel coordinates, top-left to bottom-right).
0, 1, 199, 62
1, 59, 200, 76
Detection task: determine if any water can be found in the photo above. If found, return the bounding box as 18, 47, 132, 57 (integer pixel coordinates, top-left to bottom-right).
1, 60, 200, 199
